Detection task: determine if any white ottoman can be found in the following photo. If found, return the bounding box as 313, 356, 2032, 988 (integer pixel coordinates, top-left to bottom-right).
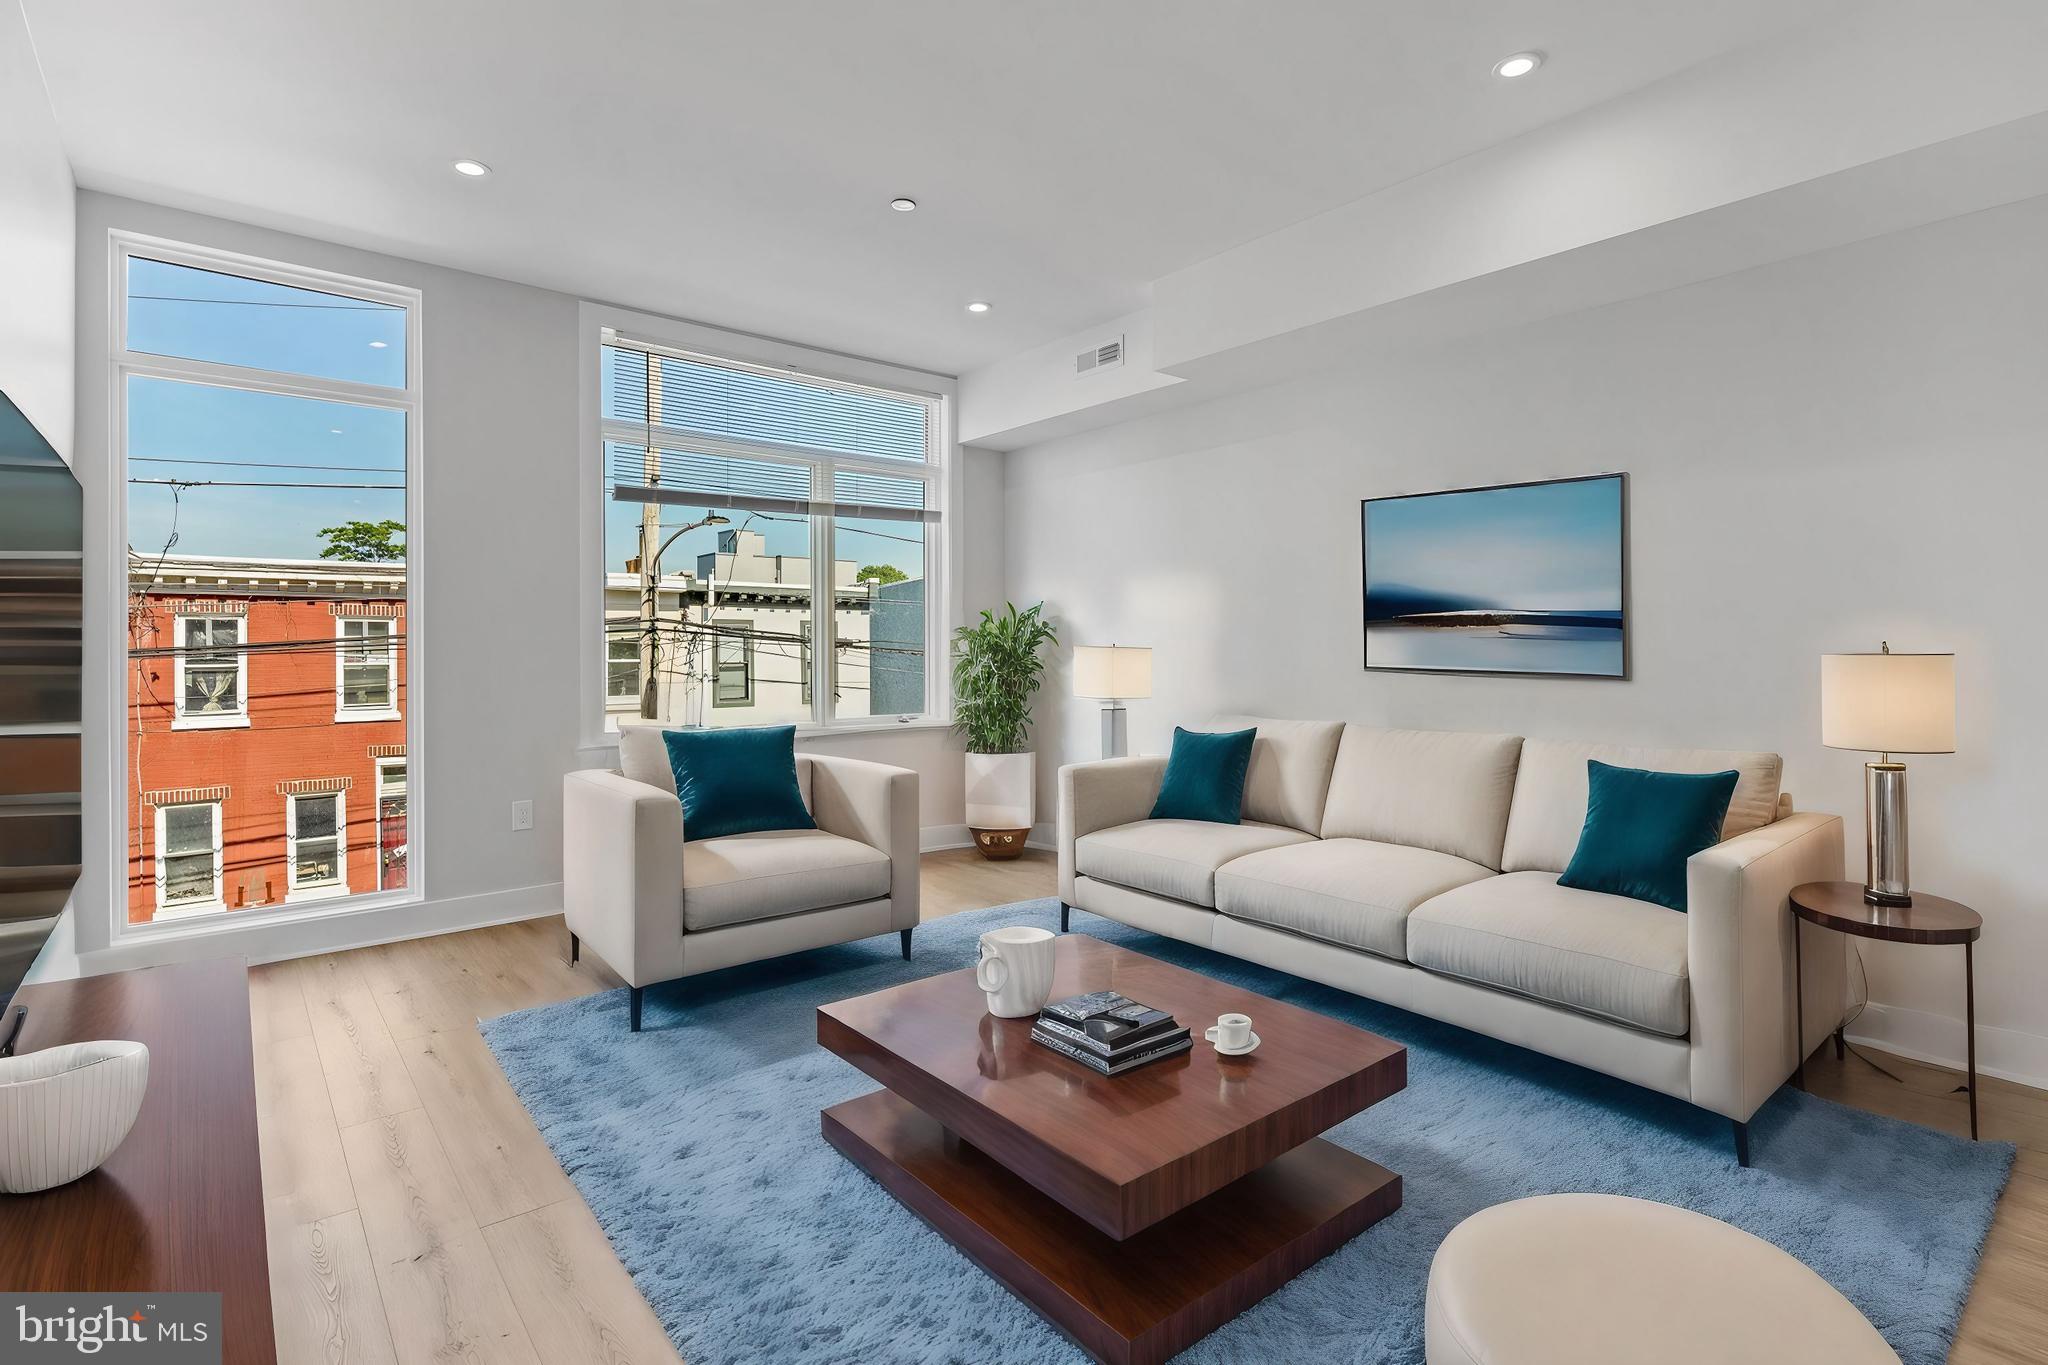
1425, 1194, 1900, 1365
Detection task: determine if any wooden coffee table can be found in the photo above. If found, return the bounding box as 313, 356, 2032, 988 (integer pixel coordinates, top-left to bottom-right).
817, 934, 1406, 1365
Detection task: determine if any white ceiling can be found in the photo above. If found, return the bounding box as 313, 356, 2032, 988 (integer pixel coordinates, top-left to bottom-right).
23, 0, 1832, 375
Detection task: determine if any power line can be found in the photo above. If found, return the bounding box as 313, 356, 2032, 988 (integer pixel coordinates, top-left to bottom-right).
131, 482, 407, 499
132, 456, 406, 475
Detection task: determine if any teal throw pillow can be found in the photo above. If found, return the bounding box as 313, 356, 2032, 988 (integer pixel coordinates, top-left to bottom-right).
1558, 760, 1739, 912
1148, 726, 1257, 824
661, 724, 816, 842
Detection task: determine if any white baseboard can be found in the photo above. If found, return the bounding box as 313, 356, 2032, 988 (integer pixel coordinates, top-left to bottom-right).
1846, 999, 2048, 1093
922, 822, 1057, 853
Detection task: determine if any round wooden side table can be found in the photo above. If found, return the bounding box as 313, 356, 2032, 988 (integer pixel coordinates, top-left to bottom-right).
1790, 880, 1983, 1139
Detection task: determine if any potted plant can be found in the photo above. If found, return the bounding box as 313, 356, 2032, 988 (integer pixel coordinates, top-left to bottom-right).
952, 602, 1057, 860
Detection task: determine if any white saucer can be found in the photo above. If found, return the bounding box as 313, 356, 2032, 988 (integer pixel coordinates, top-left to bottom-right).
1210, 1030, 1261, 1056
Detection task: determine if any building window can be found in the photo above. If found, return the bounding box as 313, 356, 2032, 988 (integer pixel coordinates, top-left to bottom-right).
597, 334, 944, 731
606, 629, 639, 704
337, 618, 399, 718
287, 790, 347, 898
155, 800, 223, 913
117, 234, 419, 928
712, 618, 754, 707
375, 758, 407, 891
173, 614, 247, 728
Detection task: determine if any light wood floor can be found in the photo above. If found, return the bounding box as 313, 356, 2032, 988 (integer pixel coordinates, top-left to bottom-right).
255, 849, 2046, 1365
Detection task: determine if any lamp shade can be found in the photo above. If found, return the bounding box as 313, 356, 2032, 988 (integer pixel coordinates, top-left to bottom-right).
1073, 645, 1152, 700
1821, 652, 1956, 754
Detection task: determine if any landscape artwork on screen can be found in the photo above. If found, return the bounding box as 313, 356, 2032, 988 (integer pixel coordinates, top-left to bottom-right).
1362, 473, 1626, 677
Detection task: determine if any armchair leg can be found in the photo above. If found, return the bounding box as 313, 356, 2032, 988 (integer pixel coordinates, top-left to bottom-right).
899, 927, 913, 961
568, 930, 579, 966
1732, 1120, 1751, 1168
1060, 902, 1071, 933
628, 985, 643, 1033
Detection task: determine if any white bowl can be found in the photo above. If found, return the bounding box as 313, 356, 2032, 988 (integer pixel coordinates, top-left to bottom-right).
0, 1040, 150, 1193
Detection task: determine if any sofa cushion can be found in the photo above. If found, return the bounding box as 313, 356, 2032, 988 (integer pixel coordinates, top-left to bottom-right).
618, 719, 812, 808
1149, 726, 1257, 823
1216, 838, 1494, 961
1501, 740, 1781, 874
1209, 714, 1347, 834
681, 828, 890, 931
1408, 872, 1690, 1036
1319, 727, 1525, 869
1558, 762, 1740, 912
663, 724, 816, 842
1074, 819, 1313, 908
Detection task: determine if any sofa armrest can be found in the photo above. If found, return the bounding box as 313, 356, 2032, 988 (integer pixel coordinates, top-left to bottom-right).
1057, 756, 1168, 903
805, 754, 921, 931
1686, 811, 1846, 1122
562, 769, 685, 988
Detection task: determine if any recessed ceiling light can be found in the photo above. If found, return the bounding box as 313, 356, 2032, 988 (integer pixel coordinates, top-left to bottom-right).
368, 340, 389, 348
889, 197, 917, 212
453, 159, 491, 177
1492, 51, 1542, 79
965, 301, 991, 314
329, 428, 344, 434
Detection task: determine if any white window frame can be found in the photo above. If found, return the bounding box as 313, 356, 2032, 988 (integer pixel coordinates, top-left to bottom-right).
107, 230, 426, 946
153, 799, 224, 918
605, 626, 639, 705
578, 303, 959, 750
335, 616, 401, 722
170, 612, 250, 730
285, 789, 349, 902
375, 758, 407, 891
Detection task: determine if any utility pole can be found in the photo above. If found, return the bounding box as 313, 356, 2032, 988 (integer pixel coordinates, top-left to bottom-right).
636, 360, 663, 719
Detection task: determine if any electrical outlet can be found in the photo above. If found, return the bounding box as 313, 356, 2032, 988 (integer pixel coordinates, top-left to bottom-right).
511, 799, 533, 831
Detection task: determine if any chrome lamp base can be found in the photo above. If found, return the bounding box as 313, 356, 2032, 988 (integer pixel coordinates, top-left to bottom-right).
1099, 704, 1128, 759
1863, 760, 1912, 906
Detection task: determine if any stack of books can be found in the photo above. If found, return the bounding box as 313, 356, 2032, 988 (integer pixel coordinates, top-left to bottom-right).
1030, 990, 1192, 1076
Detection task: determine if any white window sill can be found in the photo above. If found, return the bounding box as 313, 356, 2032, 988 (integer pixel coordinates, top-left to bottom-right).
152, 898, 227, 921
172, 714, 250, 731
285, 883, 352, 904
335, 709, 401, 724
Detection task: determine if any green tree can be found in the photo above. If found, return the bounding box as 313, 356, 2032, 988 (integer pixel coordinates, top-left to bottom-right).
318, 519, 405, 562
857, 563, 908, 585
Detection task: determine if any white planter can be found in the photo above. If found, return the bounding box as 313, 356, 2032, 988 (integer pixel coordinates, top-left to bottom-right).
0, 1040, 150, 1193
964, 751, 1035, 830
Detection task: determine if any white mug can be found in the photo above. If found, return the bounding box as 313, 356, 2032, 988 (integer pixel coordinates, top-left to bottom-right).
975, 926, 1057, 1018
1205, 1012, 1253, 1051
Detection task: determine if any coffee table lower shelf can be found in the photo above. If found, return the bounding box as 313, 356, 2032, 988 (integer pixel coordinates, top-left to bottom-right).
822, 1089, 1402, 1365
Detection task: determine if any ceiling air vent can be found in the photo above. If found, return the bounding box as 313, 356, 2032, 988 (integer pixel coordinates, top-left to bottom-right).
1074, 336, 1125, 376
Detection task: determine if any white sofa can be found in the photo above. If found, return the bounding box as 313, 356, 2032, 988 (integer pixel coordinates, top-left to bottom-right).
1057, 717, 1846, 1163
564, 722, 920, 1030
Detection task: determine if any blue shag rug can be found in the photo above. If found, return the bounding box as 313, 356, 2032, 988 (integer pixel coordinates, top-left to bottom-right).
480, 900, 2012, 1365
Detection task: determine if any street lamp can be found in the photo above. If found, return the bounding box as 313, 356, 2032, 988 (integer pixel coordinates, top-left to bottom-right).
640, 512, 730, 720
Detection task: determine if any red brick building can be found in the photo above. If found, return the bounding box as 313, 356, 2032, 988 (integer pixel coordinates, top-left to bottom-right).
126, 555, 407, 924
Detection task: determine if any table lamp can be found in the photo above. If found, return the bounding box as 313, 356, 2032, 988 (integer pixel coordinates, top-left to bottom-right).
1073, 645, 1151, 759
1821, 643, 1956, 906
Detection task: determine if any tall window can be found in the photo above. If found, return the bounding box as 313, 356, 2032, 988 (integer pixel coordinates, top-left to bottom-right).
155, 800, 222, 913
173, 614, 246, 727
287, 791, 346, 898
598, 334, 942, 730
116, 237, 419, 927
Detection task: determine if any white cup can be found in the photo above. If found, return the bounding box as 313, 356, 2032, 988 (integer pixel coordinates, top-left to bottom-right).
1205, 1012, 1253, 1051
975, 926, 1057, 1018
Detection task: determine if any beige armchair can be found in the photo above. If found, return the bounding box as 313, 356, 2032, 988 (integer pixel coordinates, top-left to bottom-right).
563, 724, 920, 1030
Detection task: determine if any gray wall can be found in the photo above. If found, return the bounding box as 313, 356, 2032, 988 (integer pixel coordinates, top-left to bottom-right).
1002, 194, 2048, 1083
0, 6, 74, 455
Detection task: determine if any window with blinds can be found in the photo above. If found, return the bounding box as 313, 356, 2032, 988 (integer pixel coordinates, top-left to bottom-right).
598, 332, 942, 732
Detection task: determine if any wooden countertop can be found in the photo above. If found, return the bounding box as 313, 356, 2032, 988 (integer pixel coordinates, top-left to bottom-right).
0, 957, 275, 1364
